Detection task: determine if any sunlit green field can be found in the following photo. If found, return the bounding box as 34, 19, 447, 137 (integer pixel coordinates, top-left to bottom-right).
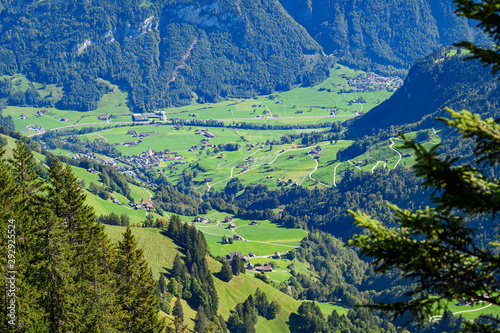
167, 211, 306, 258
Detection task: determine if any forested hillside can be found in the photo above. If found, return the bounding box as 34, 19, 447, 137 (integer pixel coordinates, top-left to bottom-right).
0, 0, 329, 112
279, 0, 485, 75
0, 0, 488, 113
347, 47, 500, 138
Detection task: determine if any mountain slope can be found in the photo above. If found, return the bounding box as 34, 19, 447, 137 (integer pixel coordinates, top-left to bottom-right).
105, 224, 302, 332
280, 0, 485, 75
347, 47, 500, 138
0, 0, 330, 112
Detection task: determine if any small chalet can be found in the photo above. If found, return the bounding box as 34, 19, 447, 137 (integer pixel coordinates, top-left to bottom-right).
97, 115, 108, 121
224, 216, 234, 222
237, 164, 245, 168
250, 220, 258, 225
132, 114, 147, 122
21, 113, 27, 120
273, 252, 281, 259
140, 199, 153, 210
193, 216, 208, 223
246, 263, 254, 270
127, 130, 137, 135
60, 117, 68, 122
204, 177, 214, 182
255, 266, 272, 272
309, 148, 322, 155
248, 252, 255, 257
233, 234, 242, 241
123, 141, 137, 146
228, 223, 236, 229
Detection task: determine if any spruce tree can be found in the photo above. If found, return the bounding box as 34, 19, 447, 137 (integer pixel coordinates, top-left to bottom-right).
115, 225, 165, 333
31, 207, 76, 332
6, 139, 47, 330
194, 306, 209, 333
47, 158, 123, 332
231, 255, 242, 276
172, 298, 184, 323
159, 274, 167, 295
220, 260, 233, 282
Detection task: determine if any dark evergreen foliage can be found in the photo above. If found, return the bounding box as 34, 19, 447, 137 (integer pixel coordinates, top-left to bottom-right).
0, 141, 163, 332
0, 0, 329, 112
280, 0, 485, 75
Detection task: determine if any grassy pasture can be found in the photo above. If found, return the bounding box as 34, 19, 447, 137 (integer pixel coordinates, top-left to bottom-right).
159, 64, 395, 124
168, 211, 306, 257
3, 78, 132, 132
104, 225, 304, 332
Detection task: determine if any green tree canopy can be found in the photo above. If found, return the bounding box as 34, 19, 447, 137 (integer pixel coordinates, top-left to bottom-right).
348, 2, 500, 331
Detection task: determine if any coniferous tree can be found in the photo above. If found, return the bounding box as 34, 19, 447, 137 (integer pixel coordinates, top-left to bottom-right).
166, 316, 189, 333
220, 260, 233, 282
8, 139, 47, 330
159, 274, 167, 295
32, 208, 76, 332
173, 298, 184, 323
168, 277, 180, 297
47, 158, 123, 332
231, 255, 243, 276
172, 254, 188, 283
115, 225, 165, 333
194, 306, 209, 333
0, 144, 44, 331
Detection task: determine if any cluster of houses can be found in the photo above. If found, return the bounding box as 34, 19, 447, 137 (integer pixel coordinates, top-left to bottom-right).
120, 147, 184, 169
72, 153, 116, 166
187, 138, 216, 153
128, 198, 154, 211
109, 195, 120, 205
116, 130, 152, 146
25, 124, 45, 133
127, 130, 151, 138
194, 128, 215, 138
226, 251, 285, 273
309, 147, 324, 159
341, 72, 403, 93
276, 178, 291, 186
457, 294, 490, 306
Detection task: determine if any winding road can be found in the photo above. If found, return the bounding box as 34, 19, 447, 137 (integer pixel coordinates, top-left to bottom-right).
308, 155, 331, 187
389, 138, 402, 168
333, 162, 342, 187
429, 303, 492, 321
371, 161, 387, 173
